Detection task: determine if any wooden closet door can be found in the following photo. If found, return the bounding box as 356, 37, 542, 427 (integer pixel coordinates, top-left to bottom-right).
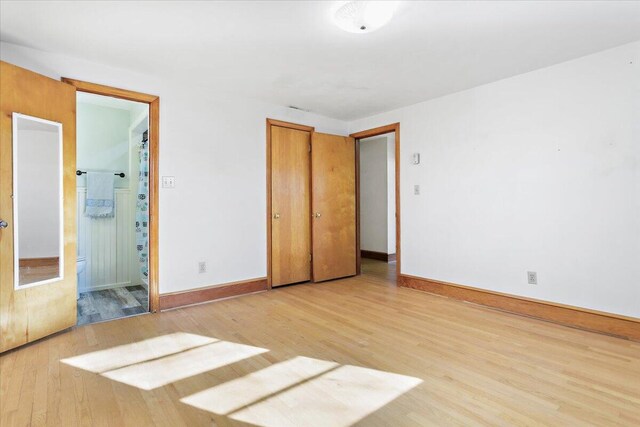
271, 126, 311, 287
0, 61, 77, 352
311, 132, 356, 282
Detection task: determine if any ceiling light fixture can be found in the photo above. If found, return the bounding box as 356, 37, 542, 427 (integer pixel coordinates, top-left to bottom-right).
333, 1, 398, 34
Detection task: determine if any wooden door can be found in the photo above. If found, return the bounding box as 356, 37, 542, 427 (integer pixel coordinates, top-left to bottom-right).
270, 126, 311, 286
311, 132, 356, 282
0, 61, 77, 352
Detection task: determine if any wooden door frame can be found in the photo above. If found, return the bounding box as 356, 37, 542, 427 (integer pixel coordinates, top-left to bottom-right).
266, 119, 315, 289
61, 78, 160, 313
350, 123, 401, 282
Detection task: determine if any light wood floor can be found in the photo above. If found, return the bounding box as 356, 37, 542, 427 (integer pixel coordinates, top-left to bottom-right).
18, 264, 59, 286
1, 259, 639, 426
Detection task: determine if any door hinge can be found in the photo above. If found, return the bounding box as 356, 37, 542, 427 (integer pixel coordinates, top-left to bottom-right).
309, 143, 312, 152
309, 253, 313, 263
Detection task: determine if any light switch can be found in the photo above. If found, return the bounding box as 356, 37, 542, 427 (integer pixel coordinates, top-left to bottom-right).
162, 176, 176, 188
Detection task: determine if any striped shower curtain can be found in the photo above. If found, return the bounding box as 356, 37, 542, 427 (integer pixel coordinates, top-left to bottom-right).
135, 137, 149, 285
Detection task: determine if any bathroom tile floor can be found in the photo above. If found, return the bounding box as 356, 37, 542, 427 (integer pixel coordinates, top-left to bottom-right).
77, 285, 149, 326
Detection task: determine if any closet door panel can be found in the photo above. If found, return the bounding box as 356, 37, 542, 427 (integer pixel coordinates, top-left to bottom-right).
271, 126, 311, 287
311, 133, 356, 282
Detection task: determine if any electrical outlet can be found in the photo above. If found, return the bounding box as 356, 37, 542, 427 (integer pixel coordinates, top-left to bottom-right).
527, 271, 537, 285
414, 184, 420, 195
198, 262, 207, 274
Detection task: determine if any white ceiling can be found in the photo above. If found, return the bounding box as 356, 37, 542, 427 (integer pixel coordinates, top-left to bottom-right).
2, 1, 639, 120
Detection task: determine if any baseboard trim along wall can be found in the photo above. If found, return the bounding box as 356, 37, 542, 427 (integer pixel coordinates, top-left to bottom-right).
398, 274, 640, 341
159, 277, 268, 310
361, 250, 397, 263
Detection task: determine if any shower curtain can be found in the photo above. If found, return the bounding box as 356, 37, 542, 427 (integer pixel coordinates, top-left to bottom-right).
135, 137, 149, 285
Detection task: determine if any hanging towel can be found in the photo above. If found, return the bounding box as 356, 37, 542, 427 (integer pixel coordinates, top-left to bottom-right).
85, 172, 115, 218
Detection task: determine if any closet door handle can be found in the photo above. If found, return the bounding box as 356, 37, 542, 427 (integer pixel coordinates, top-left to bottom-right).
314, 212, 321, 218
273, 213, 280, 219
0, 219, 8, 229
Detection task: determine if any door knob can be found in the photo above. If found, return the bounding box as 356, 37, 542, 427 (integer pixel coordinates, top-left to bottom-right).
273, 213, 280, 219
314, 212, 321, 218
0, 219, 7, 229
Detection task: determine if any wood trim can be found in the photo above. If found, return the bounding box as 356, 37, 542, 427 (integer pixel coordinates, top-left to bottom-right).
350, 123, 401, 282
62, 78, 160, 313
266, 119, 315, 288
308, 130, 315, 283
60, 78, 158, 103
266, 119, 314, 132
159, 277, 268, 310
395, 126, 400, 281
148, 98, 160, 312
399, 274, 640, 341
18, 257, 59, 268
266, 120, 272, 288
355, 140, 361, 275
360, 250, 396, 263
350, 123, 399, 139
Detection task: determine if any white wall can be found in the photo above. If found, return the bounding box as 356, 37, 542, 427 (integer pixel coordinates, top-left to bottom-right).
1, 41, 349, 294
386, 134, 396, 254
350, 41, 640, 318
17, 129, 61, 259
359, 134, 396, 255
77, 102, 132, 189
6, 40, 637, 318
360, 137, 388, 253
77, 188, 133, 291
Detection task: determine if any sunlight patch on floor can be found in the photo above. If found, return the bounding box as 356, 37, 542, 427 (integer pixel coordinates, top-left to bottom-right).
61, 332, 217, 373
181, 356, 338, 414
182, 358, 422, 427
101, 340, 268, 390
63, 332, 421, 424
229, 364, 421, 426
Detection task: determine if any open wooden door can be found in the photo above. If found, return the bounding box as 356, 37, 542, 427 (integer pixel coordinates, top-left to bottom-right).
311, 132, 357, 282
0, 61, 77, 352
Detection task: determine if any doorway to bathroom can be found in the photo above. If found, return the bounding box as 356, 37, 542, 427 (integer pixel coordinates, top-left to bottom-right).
0, 63, 161, 351
66, 79, 160, 326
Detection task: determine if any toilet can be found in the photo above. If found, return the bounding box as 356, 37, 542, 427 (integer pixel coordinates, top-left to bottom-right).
77, 256, 87, 298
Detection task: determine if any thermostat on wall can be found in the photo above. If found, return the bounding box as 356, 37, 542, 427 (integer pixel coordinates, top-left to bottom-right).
412, 153, 420, 165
